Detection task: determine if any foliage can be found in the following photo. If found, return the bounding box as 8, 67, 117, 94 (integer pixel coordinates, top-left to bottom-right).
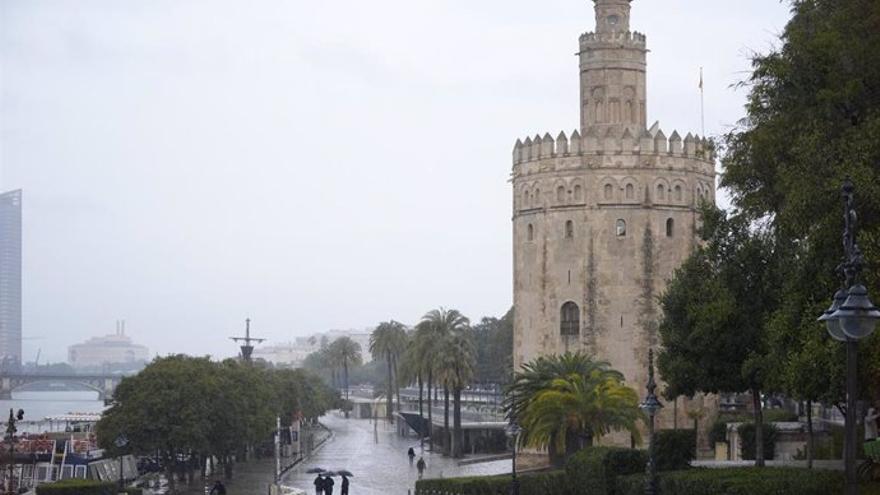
616, 467, 842, 495
657, 205, 781, 465
505, 353, 640, 463
471, 307, 514, 385
370, 320, 408, 421
96, 355, 337, 481
327, 337, 363, 401
709, 420, 728, 445
721, 0, 880, 407
36, 479, 142, 495
564, 447, 647, 495
738, 422, 778, 461
415, 470, 570, 495
655, 429, 696, 471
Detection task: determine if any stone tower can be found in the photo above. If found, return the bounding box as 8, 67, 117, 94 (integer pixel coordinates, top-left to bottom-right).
511, 0, 717, 442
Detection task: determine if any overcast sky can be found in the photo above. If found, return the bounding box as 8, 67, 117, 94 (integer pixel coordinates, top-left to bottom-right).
1, 0, 793, 362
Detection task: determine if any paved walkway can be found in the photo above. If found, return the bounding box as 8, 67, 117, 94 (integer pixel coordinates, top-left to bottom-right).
281, 411, 512, 495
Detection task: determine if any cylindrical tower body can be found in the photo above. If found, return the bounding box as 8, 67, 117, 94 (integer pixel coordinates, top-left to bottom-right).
511, 0, 717, 447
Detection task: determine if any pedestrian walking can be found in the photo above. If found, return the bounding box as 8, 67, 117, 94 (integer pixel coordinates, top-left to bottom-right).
313, 475, 325, 495
323, 475, 335, 495
209, 480, 226, 495
416, 457, 426, 479
407, 447, 416, 465
341, 475, 350, 495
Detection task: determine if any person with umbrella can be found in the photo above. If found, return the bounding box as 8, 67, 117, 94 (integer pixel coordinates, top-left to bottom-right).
407, 447, 415, 465
416, 457, 426, 479
323, 473, 335, 495
312, 474, 325, 495
340, 474, 350, 495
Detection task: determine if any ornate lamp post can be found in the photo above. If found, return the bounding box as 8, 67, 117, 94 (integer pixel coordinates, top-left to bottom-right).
640, 349, 662, 495
5, 409, 23, 495
114, 434, 129, 491
504, 421, 522, 495
818, 179, 880, 495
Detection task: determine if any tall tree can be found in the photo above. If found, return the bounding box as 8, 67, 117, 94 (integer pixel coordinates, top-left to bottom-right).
721, 0, 880, 410
370, 320, 408, 422
416, 308, 470, 453
658, 205, 781, 466
328, 337, 362, 417
435, 327, 477, 458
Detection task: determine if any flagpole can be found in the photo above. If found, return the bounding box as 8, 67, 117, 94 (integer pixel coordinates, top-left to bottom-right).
699, 67, 705, 137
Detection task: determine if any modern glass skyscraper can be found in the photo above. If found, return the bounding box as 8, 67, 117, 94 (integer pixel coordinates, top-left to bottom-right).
0, 190, 22, 368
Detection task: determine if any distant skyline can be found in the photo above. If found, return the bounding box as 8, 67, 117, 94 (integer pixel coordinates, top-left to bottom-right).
0, 0, 794, 362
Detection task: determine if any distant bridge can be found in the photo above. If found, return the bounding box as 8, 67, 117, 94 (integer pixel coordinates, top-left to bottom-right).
0, 373, 126, 401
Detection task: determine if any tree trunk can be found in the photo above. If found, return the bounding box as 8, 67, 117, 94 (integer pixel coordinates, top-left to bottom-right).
386, 352, 394, 423
418, 373, 424, 419
548, 431, 563, 468
453, 387, 463, 458
344, 360, 350, 419
807, 400, 814, 469
393, 354, 402, 417
443, 386, 451, 456
427, 371, 433, 448
752, 388, 765, 467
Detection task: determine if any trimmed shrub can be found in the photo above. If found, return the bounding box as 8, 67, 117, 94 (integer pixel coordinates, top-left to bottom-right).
708, 420, 728, 445
739, 422, 777, 460
565, 447, 647, 495
654, 429, 696, 471
36, 479, 142, 495
616, 467, 843, 495
415, 470, 569, 495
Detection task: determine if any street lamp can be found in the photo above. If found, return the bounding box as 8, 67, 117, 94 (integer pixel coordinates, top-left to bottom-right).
817, 179, 880, 495
640, 349, 662, 495
504, 421, 522, 495
114, 434, 129, 492
5, 409, 23, 495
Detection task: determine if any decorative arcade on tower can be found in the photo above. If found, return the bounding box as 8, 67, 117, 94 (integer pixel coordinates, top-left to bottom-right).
510, 0, 717, 448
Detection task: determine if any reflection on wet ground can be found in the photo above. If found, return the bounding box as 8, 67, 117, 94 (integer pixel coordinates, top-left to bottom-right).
282, 412, 511, 495
151, 411, 510, 495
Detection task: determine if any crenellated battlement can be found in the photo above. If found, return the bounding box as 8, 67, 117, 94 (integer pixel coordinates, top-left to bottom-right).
579, 30, 647, 47
512, 127, 716, 168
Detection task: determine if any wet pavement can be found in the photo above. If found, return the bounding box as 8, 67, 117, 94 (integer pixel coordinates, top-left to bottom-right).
281, 411, 512, 495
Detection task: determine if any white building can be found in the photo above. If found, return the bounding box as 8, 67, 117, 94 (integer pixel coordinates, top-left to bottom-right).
68, 321, 149, 368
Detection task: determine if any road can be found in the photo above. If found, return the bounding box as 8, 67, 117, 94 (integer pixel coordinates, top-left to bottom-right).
281, 411, 511, 495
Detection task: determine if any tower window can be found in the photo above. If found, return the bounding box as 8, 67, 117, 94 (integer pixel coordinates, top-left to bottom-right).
557, 186, 566, 203
666, 218, 674, 237
560, 302, 580, 336
574, 185, 583, 202
535, 188, 541, 206
527, 224, 534, 242
604, 184, 613, 200
657, 184, 666, 201
674, 185, 683, 202
565, 220, 574, 239
616, 219, 627, 237
625, 184, 634, 200
523, 190, 530, 208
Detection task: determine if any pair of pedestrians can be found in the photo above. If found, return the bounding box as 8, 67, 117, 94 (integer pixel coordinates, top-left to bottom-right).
408, 448, 426, 479
314, 474, 350, 495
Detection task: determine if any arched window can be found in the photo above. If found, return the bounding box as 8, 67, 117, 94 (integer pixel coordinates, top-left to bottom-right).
616, 219, 627, 237
527, 224, 534, 241
666, 218, 674, 237
535, 188, 541, 206
523, 190, 530, 208
604, 184, 614, 200
574, 185, 583, 202
560, 302, 580, 336
557, 186, 566, 203
674, 185, 683, 202
657, 184, 666, 201
625, 183, 634, 200
565, 220, 574, 239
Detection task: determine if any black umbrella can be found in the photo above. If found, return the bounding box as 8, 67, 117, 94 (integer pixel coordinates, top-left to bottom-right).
336, 470, 354, 477
306, 467, 327, 474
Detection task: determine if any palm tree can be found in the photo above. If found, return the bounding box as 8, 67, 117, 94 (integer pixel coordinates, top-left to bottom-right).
435, 329, 476, 458
328, 337, 362, 417
505, 352, 640, 466
370, 321, 408, 422
416, 308, 470, 455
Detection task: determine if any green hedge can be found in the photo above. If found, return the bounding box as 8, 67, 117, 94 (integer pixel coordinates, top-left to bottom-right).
36, 479, 143, 495
564, 447, 647, 495
654, 430, 695, 471
616, 467, 843, 495
739, 423, 777, 461
415, 471, 569, 495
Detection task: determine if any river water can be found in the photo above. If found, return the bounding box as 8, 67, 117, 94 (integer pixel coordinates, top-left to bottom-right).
0, 391, 106, 432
